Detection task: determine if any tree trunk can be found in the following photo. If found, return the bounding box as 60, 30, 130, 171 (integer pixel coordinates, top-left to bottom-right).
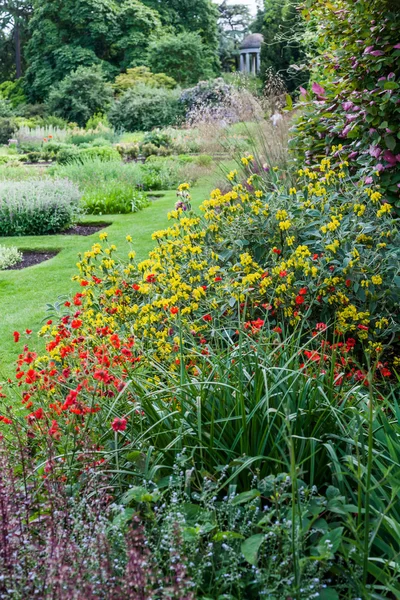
15, 20, 22, 78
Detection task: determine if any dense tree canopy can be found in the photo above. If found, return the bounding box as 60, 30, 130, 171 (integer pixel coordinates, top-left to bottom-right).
24, 0, 160, 101
0, 0, 32, 79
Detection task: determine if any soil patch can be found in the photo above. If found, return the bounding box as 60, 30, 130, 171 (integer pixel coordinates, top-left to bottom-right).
61, 222, 111, 236
6, 250, 59, 271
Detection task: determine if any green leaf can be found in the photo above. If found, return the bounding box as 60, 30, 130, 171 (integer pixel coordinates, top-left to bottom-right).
213, 531, 245, 542
319, 589, 339, 600
241, 534, 264, 565
385, 135, 396, 151
285, 93, 293, 111
231, 489, 260, 505
383, 82, 399, 90
316, 527, 343, 557
121, 486, 159, 504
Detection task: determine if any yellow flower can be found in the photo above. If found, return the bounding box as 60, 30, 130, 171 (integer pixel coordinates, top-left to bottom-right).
126, 235, 133, 242
99, 232, 108, 241
371, 275, 382, 285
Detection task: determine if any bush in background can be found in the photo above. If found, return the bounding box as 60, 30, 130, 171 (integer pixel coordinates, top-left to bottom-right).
109, 84, 183, 132
0, 179, 81, 236
47, 66, 113, 128
82, 184, 149, 215
0, 117, 17, 144
148, 31, 216, 86
113, 66, 177, 93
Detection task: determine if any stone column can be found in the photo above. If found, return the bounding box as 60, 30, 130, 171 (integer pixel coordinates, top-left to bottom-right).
245, 53, 250, 73
240, 53, 245, 72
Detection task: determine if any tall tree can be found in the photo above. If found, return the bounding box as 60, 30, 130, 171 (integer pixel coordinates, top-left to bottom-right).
0, 0, 32, 79
141, 0, 220, 70
252, 0, 308, 91
24, 0, 160, 101
217, 1, 251, 71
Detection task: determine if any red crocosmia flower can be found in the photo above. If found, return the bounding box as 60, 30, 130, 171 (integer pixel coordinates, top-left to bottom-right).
261, 272, 269, 279
346, 338, 356, 349
214, 276, 222, 282
49, 420, 60, 437
25, 369, 39, 384
29, 408, 44, 421
64, 301, 71, 307
201, 285, 207, 290
25, 329, 32, 335
170, 306, 179, 315
299, 287, 307, 295
357, 324, 369, 331
279, 270, 287, 278
316, 322, 327, 331
252, 319, 265, 330
93, 369, 113, 384
47, 320, 52, 325
13, 331, 20, 343
272, 247, 281, 255
111, 417, 127, 432
295, 295, 305, 305
273, 326, 282, 334
312, 254, 319, 261
345, 279, 351, 288
0, 416, 12, 424
80, 280, 89, 287
71, 319, 82, 329
146, 274, 156, 283
202, 314, 212, 322
380, 367, 391, 378
132, 284, 140, 291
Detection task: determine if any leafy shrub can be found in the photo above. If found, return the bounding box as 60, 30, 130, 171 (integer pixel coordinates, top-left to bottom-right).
292, 0, 400, 207
148, 32, 216, 86
139, 142, 172, 158
76, 146, 120, 163
108, 84, 184, 132
115, 143, 140, 161
113, 66, 177, 92
82, 184, 149, 215
0, 117, 17, 144
0, 98, 13, 118
0, 79, 26, 107
0, 245, 22, 270
142, 129, 172, 148
0, 179, 81, 236
47, 66, 113, 128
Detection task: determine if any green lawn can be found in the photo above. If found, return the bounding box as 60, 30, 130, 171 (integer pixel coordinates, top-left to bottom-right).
0, 182, 212, 379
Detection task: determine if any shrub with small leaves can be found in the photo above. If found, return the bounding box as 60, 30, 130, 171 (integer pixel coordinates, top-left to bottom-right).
0, 245, 22, 270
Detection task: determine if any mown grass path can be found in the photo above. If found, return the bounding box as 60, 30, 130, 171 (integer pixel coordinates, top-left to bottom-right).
0, 184, 210, 378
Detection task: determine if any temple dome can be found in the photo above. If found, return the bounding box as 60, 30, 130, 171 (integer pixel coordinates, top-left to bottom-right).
240, 33, 263, 50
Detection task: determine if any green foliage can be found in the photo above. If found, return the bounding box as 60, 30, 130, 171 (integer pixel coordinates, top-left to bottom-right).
0, 244, 22, 270
108, 84, 183, 132
47, 66, 113, 128
142, 0, 220, 62
292, 0, 400, 207
24, 0, 160, 102
0, 117, 17, 144
85, 112, 110, 130
113, 66, 177, 93
0, 178, 81, 236
0, 79, 26, 107
148, 32, 216, 86
82, 183, 149, 215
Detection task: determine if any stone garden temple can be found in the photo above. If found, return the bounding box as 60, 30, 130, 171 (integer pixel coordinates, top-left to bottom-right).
239, 33, 263, 75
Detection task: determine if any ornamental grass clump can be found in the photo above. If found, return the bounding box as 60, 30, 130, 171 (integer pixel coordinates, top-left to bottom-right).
0, 179, 81, 236
0, 245, 22, 270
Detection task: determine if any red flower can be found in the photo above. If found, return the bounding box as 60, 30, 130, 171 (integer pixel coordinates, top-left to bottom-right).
273, 247, 281, 255
170, 307, 179, 315
49, 420, 60, 438
315, 322, 327, 331
214, 276, 222, 282
25, 329, 32, 335
357, 324, 369, 331
0, 415, 12, 424
345, 279, 351, 288
295, 295, 305, 305
80, 280, 89, 287
28, 408, 44, 421
132, 284, 140, 291
273, 326, 282, 333
111, 417, 127, 432
13, 331, 20, 343
146, 274, 156, 283
279, 270, 287, 278
71, 319, 82, 329
202, 314, 212, 322
299, 287, 307, 295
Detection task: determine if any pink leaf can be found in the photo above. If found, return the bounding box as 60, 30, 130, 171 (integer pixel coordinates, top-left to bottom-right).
311, 82, 325, 96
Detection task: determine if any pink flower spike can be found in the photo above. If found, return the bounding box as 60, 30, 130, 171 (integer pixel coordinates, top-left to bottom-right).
363, 46, 374, 54
393, 43, 400, 49
370, 50, 384, 57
